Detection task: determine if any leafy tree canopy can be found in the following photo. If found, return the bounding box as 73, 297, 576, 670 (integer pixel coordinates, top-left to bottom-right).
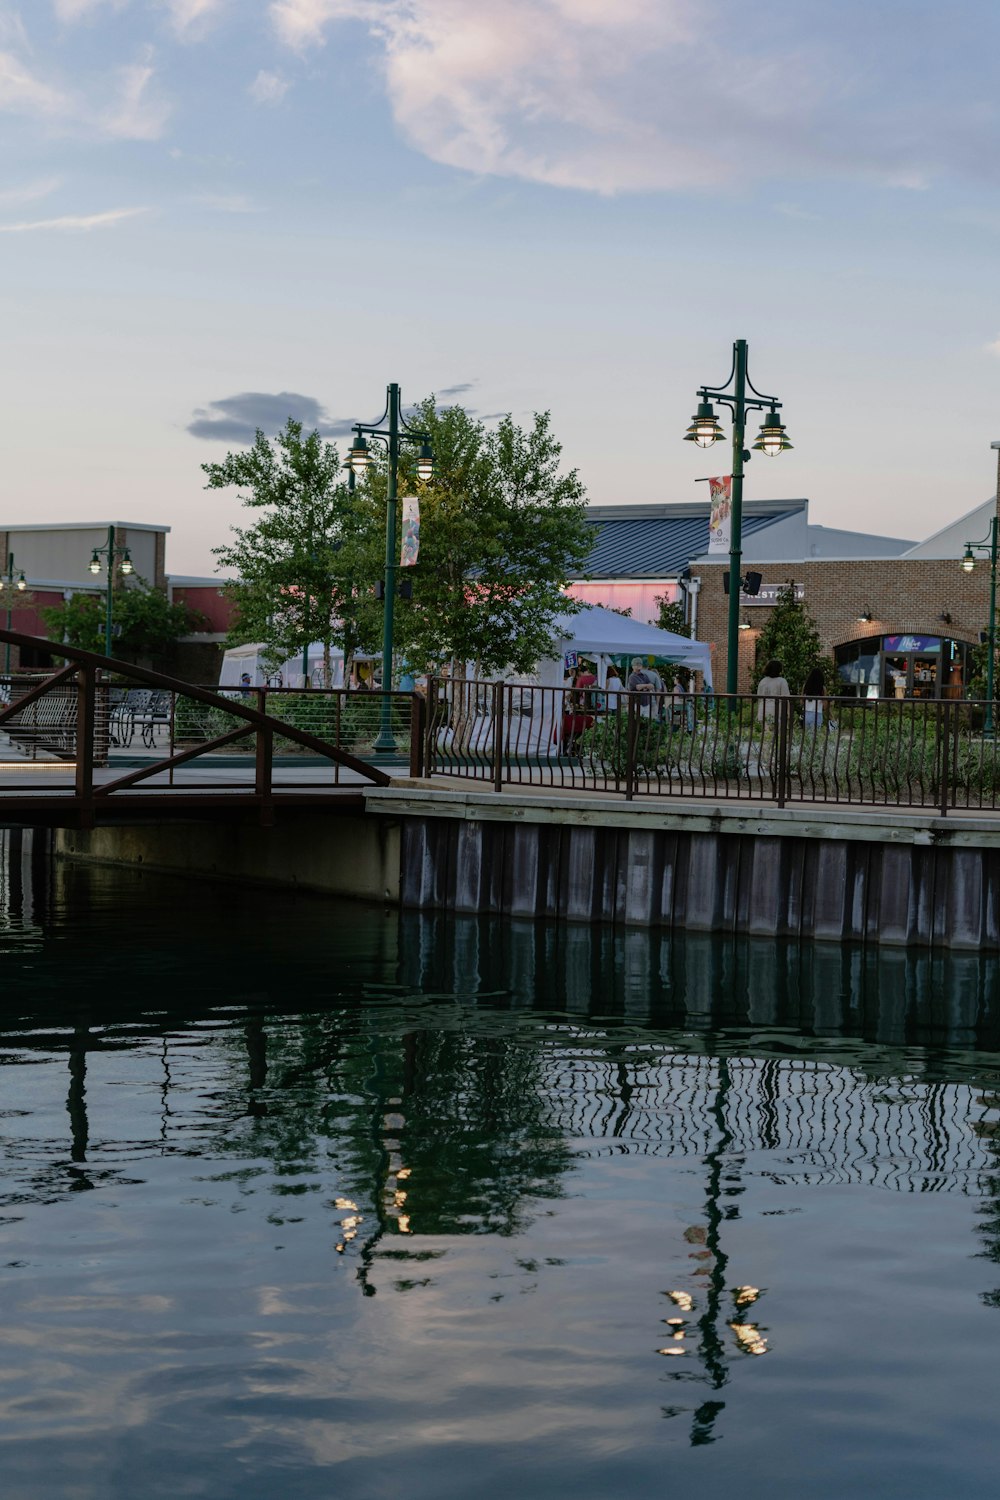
42, 579, 203, 662
350, 400, 591, 677
751, 583, 835, 693
206, 419, 371, 679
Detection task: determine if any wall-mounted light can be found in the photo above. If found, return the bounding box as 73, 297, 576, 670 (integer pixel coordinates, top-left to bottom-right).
938, 611, 953, 625
857, 609, 873, 623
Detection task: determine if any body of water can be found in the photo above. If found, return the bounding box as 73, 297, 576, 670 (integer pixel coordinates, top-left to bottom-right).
3, 837, 1000, 1497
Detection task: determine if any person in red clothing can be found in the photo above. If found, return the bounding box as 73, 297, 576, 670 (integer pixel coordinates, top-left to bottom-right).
561, 665, 597, 754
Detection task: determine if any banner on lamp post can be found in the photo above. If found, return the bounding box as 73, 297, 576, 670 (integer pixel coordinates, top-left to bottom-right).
707, 476, 732, 554
400, 495, 420, 567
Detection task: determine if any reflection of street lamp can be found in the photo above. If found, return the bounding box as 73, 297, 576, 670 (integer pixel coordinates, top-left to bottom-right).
348, 384, 434, 752
88, 525, 133, 657
684, 340, 792, 695
1, 554, 27, 676
961, 516, 998, 737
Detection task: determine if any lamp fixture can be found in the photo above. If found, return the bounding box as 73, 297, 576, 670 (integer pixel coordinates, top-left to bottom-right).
15, 572, 25, 591
120, 549, 133, 576
683, 401, 725, 448
348, 433, 371, 473
751, 407, 793, 457
89, 551, 102, 575
415, 441, 434, 482
938, 611, 953, 625
962, 547, 975, 573
857, 609, 873, 623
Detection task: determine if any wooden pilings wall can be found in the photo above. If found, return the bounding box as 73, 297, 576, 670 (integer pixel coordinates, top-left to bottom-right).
399, 816, 1000, 950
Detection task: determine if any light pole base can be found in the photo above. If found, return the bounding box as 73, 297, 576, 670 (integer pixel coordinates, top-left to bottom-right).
373, 731, 398, 754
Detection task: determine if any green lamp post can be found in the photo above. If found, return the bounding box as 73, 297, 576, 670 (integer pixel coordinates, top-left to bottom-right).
347, 384, 434, 752
1, 554, 27, 677
88, 525, 134, 658
961, 516, 998, 738
683, 340, 792, 695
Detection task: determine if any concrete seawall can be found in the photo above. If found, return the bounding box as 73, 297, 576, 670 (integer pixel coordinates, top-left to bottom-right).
50, 785, 1000, 950
366, 788, 1000, 950
55, 811, 401, 902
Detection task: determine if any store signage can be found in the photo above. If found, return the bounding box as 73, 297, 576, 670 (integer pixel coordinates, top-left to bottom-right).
883, 635, 940, 652
564, 651, 578, 669
740, 583, 805, 607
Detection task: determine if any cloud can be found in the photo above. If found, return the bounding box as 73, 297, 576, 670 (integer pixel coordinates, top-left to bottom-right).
0, 205, 149, 232
438, 381, 476, 396
192, 191, 258, 212
985, 337, 1000, 358
0, 176, 61, 205
248, 69, 289, 105
0, 49, 68, 116
53, 0, 128, 19
269, 0, 1000, 197
187, 391, 357, 442
164, 0, 224, 35
99, 53, 171, 139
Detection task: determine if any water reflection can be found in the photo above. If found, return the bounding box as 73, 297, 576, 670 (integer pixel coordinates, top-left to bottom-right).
2, 856, 1000, 1493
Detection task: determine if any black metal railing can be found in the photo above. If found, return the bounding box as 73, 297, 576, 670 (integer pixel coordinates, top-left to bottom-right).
423, 679, 1000, 814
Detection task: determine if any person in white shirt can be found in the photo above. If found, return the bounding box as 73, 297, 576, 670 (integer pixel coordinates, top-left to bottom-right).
756, 658, 791, 721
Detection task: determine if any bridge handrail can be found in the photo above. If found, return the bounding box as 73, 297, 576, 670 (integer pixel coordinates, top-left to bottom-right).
0, 627, 394, 789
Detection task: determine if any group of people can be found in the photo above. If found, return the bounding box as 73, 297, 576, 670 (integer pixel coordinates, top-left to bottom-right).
560, 657, 695, 752
756, 660, 827, 728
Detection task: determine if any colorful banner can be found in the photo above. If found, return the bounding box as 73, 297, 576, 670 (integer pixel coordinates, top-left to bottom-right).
707, 476, 732, 555
400, 494, 420, 567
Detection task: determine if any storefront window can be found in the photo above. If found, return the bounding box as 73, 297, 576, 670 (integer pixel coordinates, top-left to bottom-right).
834, 636, 970, 699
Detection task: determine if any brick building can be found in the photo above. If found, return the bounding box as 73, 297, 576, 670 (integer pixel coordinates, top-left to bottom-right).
698, 495, 999, 694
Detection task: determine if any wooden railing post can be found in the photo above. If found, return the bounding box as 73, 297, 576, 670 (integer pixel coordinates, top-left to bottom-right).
625, 692, 638, 801
776, 694, 789, 808
939, 699, 950, 818
409, 693, 426, 778
425, 676, 437, 781
255, 687, 273, 825
75, 665, 96, 825
492, 680, 504, 794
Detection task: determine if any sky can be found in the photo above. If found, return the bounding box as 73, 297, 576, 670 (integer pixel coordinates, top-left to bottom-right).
3, 0, 1000, 574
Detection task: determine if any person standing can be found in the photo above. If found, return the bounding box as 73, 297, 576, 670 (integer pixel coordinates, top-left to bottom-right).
756, 658, 791, 722
801, 665, 826, 730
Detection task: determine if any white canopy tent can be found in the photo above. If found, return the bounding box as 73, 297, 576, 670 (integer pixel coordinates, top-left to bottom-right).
218, 642, 349, 689
441, 604, 714, 759
541, 604, 713, 689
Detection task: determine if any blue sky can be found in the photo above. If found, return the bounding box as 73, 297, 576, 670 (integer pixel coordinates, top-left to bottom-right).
3, 0, 1000, 573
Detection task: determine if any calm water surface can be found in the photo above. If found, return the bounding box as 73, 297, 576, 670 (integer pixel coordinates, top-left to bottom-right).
3, 839, 1000, 1498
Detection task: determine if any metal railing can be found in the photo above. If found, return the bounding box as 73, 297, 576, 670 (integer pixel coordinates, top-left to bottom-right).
423, 679, 1000, 814
0, 629, 407, 820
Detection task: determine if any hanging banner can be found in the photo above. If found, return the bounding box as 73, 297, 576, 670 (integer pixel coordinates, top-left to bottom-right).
400, 494, 420, 567
707, 476, 732, 554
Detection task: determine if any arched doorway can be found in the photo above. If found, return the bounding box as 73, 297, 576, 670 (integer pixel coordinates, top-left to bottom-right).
834, 634, 973, 700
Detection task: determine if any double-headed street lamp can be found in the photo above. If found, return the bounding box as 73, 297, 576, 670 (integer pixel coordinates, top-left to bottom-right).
88, 525, 133, 658
684, 339, 792, 695
348, 383, 434, 752
1, 554, 27, 677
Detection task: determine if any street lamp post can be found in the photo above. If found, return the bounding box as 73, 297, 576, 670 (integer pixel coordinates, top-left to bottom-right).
88, 525, 134, 658
684, 340, 792, 695
1, 554, 27, 677
961, 516, 999, 738
347, 384, 434, 752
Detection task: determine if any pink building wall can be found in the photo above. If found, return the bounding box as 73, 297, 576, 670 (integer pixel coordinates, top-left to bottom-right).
566, 580, 681, 625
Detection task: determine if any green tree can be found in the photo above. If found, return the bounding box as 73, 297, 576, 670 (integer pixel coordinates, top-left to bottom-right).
655, 594, 689, 637
350, 401, 591, 677
206, 419, 372, 683
751, 583, 834, 693
42, 579, 202, 664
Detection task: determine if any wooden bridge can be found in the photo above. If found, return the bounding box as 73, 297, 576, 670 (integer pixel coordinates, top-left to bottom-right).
0, 628, 406, 828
